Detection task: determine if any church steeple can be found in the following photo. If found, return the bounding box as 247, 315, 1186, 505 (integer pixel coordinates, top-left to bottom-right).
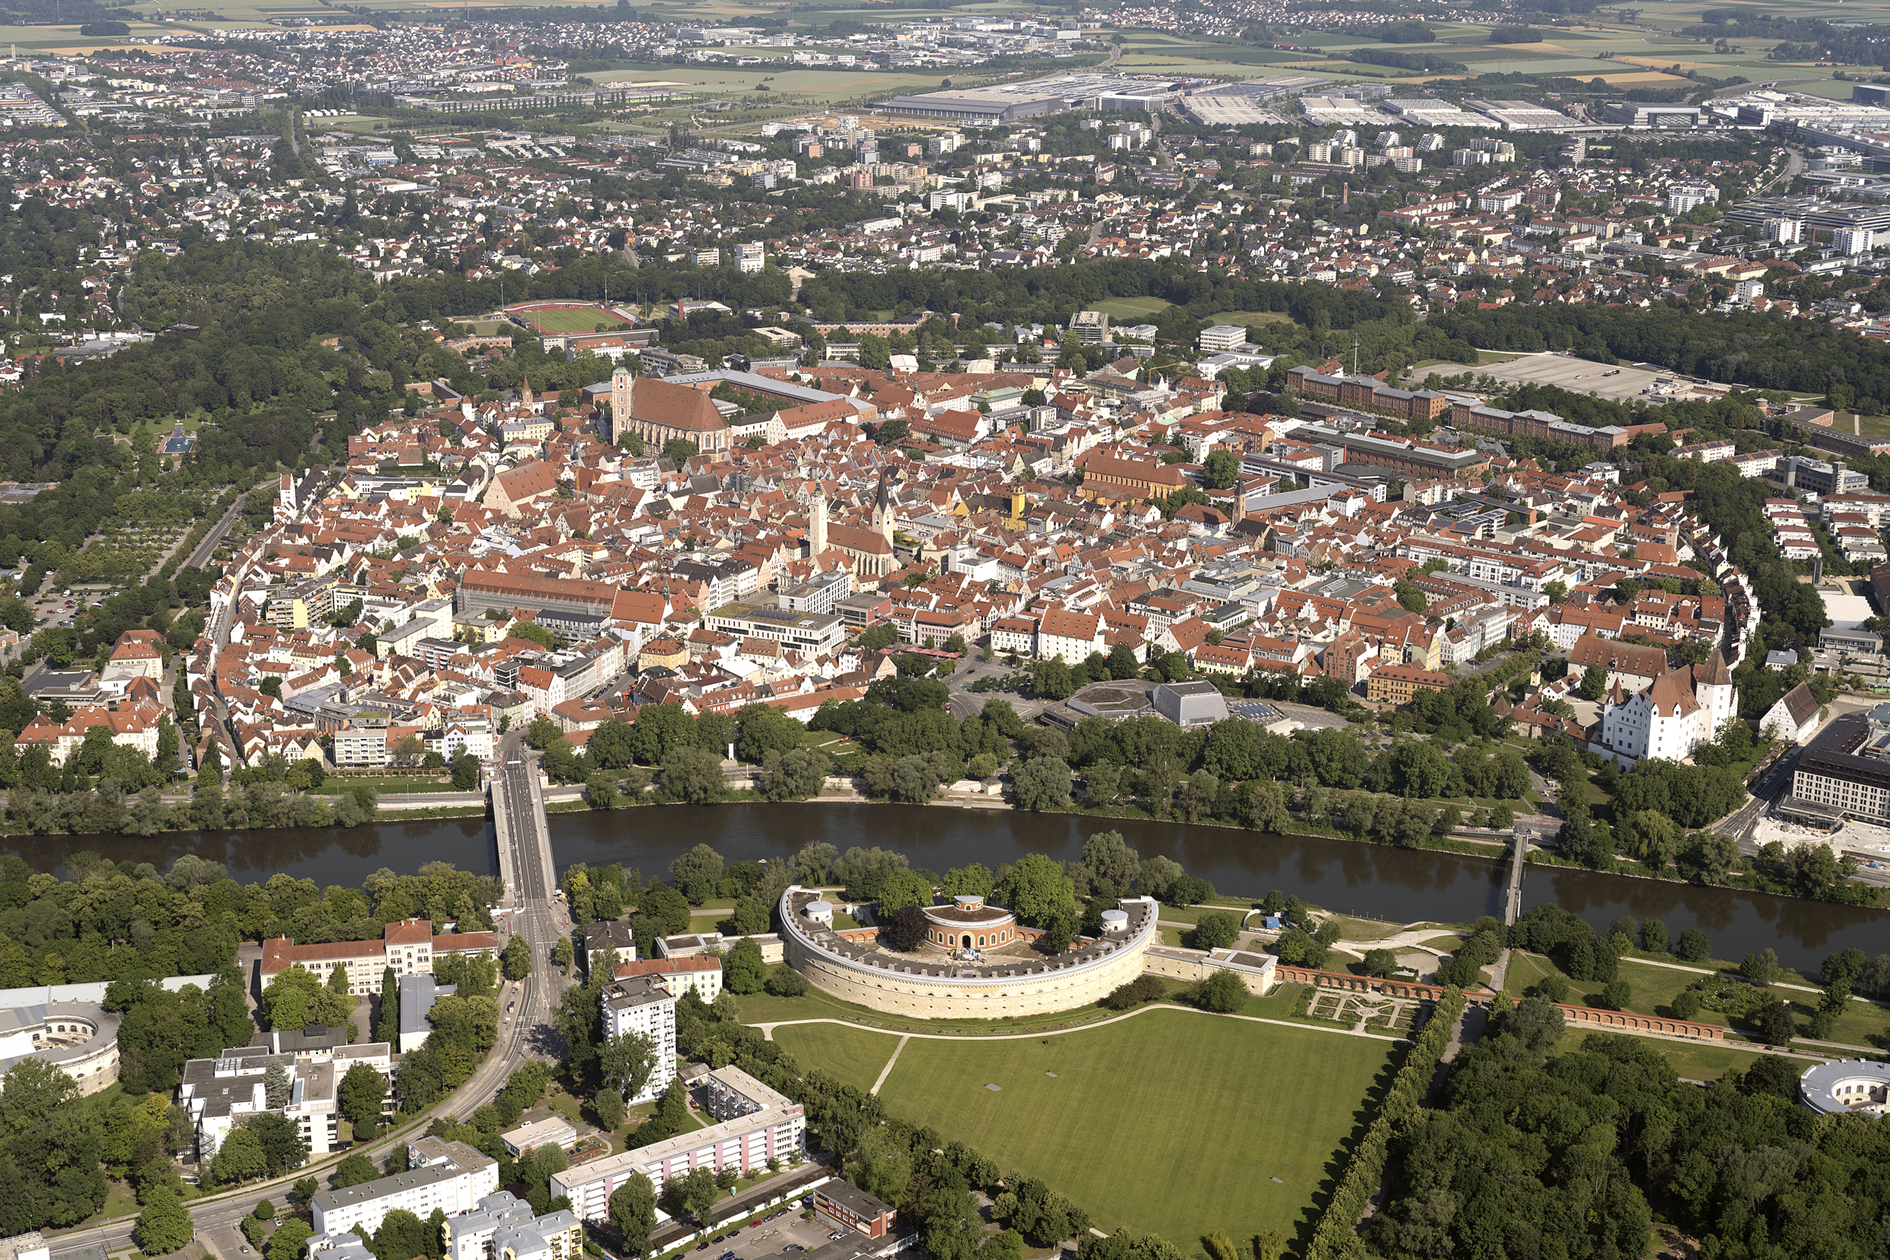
873, 469, 895, 544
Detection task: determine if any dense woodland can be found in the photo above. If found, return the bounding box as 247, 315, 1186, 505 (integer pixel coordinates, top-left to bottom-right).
1370, 1017, 1890, 1260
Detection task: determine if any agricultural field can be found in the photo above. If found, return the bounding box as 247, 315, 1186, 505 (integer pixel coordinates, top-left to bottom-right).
865, 1009, 1395, 1247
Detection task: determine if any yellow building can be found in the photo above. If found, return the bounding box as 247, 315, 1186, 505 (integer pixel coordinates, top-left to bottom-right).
1366, 662, 1453, 705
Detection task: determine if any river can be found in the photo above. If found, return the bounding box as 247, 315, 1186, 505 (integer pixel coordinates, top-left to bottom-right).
5, 804, 1882, 973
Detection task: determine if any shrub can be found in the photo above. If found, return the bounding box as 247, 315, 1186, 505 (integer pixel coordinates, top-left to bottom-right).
1098, 975, 1167, 1010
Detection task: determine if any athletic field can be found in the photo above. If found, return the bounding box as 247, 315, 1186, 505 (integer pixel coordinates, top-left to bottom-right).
507, 303, 626, 334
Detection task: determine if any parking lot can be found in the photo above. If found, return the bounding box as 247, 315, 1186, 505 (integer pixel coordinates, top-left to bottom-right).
1416, 352, 1685, 403
687, 1204, 843, 1260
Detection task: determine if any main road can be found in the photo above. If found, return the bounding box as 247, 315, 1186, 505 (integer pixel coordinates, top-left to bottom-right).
49, 736, 573, 1257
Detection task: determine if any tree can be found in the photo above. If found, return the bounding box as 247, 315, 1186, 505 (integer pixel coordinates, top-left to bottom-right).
1503, 995, 1566, 1052
662, 438, 699, 466
765, 966, 807, 997
600, 1031, 657, 1101
553, 937, 575, 975
661, 1167, 721, 1225
1192, 969, 1247, 1013
1203, 449, 1239, 489
267, 1221, 312, 1260
638, 883, 691, 936
135, 1184, 193, 1257
1011, 756, 1072, 811
1577, 665, 1607, 700
609, 1174, 659, 1256
375, 966, 399, 1045
874, 868, 933, 916
263, 1057, 292, 1108
1755, 999, 1797, 1046
1600, 980, 1632, 1011
268, 1221, 312, 1260
0, 1056, 75, 1134
668, 845, 727, 905
339, 1062, 387, 1139
725, 937, 768, 994
333, 1152, 378, 1188
1675, 928, 1713, 963
595, 1088, 627, 1134
501, 934, 533, 981
1191, 912, 1239, 951
1740, 947, 1782, 987
995, 853, 1075, 927
659, 747, 724, 806
211, 1124, 266, 1186
450, 751, 480, 791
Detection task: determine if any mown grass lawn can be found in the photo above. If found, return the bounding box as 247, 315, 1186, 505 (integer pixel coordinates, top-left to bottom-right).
769, 1023, 901, 1094
872, 1009, 1394, 1247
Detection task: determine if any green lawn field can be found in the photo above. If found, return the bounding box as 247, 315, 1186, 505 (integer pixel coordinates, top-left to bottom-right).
770, 1023, 901, 1094
870, 1010, 1394, 1247
1090, 296, 1174, 321
510, 305, 624, 333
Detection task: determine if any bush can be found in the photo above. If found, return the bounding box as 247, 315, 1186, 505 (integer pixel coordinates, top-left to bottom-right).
1098, 975, 1167, 1010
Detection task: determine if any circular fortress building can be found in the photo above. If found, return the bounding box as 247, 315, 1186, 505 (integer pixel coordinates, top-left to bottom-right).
778, 886, 1158, 1019
1799, 1059, 1890, 1117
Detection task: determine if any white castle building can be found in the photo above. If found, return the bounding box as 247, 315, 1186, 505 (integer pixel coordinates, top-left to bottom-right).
1598, 649, 1737, 764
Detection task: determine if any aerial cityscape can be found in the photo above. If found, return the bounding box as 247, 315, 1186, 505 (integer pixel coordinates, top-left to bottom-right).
2, 0, 1890, 1257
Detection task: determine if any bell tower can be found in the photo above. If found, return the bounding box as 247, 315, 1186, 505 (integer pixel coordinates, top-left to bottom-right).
873, 469, 895, 544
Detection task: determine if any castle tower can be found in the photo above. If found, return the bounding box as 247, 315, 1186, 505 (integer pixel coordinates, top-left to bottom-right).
1692, 648, 1737, 739
610, 367, 634, 443
810, 493, 828, 557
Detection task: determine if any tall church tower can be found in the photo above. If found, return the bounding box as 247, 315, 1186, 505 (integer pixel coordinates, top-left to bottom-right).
610, 367, 635, 443
810, 493, 828, 557
873, 470, 895, 544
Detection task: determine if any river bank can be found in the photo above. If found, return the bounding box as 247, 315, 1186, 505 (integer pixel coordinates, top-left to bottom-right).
2, 801, 1881, 974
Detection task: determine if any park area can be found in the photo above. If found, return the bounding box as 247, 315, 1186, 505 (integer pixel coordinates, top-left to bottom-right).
772, 1009, 1394, 1247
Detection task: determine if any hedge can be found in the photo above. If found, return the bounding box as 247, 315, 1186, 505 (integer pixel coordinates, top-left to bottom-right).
1304, 986, 1467, 1260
